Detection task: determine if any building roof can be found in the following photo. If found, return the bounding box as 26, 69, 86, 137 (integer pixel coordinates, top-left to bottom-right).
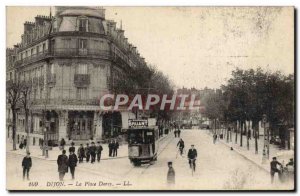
60, 8, 105, 19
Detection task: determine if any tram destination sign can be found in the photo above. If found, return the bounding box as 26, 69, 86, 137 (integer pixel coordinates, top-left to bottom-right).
128, 119, 149, 128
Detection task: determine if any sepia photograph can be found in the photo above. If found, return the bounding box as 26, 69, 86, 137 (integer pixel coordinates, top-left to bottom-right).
5, 6, 295, 191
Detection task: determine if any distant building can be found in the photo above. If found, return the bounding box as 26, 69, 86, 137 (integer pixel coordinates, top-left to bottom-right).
6, 6, 151, 145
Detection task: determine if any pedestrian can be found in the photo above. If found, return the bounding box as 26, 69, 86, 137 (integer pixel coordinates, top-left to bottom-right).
174, 130, 177, 138
248, 129, 251, 140
60, 138, 66, 150
90, 142, 96, 163
213, 133, 217, 144
69, 142, 75, 153
85, 143, 91, 162
113, 139, 119, 157
23, 138, 27, 149
270, 157, 283, 183
68, 150, 78, 180
108, 140, 114, 157
187, 145, 197, 171
77, 144, 85, 163
22, 152, 32, 180
57, 150, 69, 181
177, 138, 185, 156
96, 141, 103, 162
177, 129, 181, 138
167, 162, 175, 185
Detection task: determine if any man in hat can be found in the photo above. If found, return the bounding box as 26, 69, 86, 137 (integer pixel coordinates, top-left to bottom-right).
188, 145, 197, 171
68, 150, 78, 180
90, 142, 97, 163
22, 152, 32, 180
96, 141, 103, 163
167, 162, 175, 185
57, 150, 69, 181
85, 143, 91, 162
69, 142, 75, 153
113, 139, 119, 157
77, 144, 85, 163
270, 157, 283, 183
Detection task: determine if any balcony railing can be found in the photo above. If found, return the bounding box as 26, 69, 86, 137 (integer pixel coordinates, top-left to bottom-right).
74, 74, 90, 87
15, 48, 111, 66
52, 48, 111, 59
15, 50, 49, 67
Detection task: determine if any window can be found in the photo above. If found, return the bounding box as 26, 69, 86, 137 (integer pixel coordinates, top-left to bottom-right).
62, 39, 71, 48
49, 87, 53, 99
78, 39, 88, 55
79, 39, 87, 49
31, 48, 34, 56
42, 43, 46, 53
76, 64, 88, 74
76, 87, 87, 100
36, 45, 40, 54
79, 18, 88, 32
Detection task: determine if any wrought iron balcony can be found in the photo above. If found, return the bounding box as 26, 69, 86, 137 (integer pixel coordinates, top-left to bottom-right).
52, 48, 111, 59
15, 50, 49, 67
74, 74, 90, 87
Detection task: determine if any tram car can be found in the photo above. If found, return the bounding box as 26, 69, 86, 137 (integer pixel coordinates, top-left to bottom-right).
127, 119, 159, 166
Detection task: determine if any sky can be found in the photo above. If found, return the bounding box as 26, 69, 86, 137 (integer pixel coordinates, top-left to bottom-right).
6, 6, 294, 89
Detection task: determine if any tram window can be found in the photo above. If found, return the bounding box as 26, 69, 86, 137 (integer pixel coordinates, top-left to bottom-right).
128, 132, 144, 144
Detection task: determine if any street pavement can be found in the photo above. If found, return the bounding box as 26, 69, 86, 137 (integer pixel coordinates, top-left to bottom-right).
6, 129, 294, 190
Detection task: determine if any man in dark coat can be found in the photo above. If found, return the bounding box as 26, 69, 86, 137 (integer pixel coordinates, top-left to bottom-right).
57, 150, 68, 181
96, 141, 103, 162
167, 162, 175, 185
177, 129, 181, 138
68, 151, 78, 179
174, 130, 177, 138
90, 142, 96, 163
188, 145, 197, 171
113, 139, 119, 157
85, 143, 91, 162
69, 142, 75, 153
108, 140, 114, 157
270, 157, 283, 183
22, 152, 32, 180
60, 138, 66, 150
77, 144, 85, 163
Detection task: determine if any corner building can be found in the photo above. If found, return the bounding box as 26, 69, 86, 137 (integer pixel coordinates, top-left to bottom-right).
7, 6, 149, 145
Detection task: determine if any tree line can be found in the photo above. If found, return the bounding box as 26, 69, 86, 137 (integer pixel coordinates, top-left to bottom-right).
203, 67, 294, 152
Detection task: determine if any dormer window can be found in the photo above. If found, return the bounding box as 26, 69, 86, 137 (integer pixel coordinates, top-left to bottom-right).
78, 17, 88, 32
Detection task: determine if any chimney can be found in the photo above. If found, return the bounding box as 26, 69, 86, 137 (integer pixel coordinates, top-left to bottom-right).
24, 21, 35, 34
35, 15, 52, 27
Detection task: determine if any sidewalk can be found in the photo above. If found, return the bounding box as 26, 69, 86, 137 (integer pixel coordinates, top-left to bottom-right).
206, 129, 294, 172
6, 131, 173, 161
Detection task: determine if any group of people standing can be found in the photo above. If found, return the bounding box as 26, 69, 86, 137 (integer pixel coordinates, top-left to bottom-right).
57, 140, 104, 181
108, 139, 119, 157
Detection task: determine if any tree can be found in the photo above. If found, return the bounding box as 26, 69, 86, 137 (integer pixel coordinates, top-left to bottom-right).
6, 80, 22, 150
20, 81, 33, 153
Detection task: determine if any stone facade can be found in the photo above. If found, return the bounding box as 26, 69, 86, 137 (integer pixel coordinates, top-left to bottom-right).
6, 6, 149, 145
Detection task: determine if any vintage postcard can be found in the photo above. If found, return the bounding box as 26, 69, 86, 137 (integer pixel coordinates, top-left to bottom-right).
6, 6, 295, 191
